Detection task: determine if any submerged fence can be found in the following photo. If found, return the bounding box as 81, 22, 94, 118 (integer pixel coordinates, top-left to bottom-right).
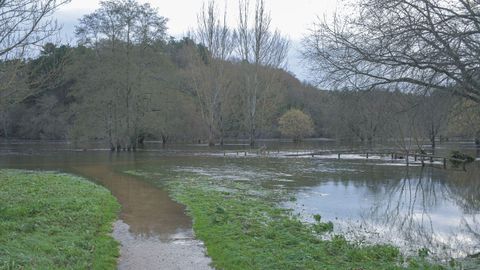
284, 150, 470, 170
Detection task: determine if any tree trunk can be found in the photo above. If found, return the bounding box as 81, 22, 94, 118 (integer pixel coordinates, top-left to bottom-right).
208, 140, 215, 147
219, 115, 224, 146
129, 136, 136, 151
249, 124, 256, 147
430, 123, 436, 149
2, 115, 7, 139
137, 135, 145, 145
249, 103, 256, 147
161, 135, 168, 147
207, 123, 216, 147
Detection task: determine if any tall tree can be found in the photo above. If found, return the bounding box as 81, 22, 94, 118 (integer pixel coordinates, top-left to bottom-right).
416, 91, 453, 149
188, 0, 235, 146
328, 89, 394, 144
303, 0, 480, 103
237, 0, 289, 146
74, 0, 168, 150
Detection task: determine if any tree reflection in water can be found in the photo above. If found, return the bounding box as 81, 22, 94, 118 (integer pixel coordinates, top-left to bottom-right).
355, 165, 480, 260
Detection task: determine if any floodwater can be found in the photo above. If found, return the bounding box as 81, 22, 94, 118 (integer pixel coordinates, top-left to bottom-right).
1, 140, 479, 266
0, 141, 213, 269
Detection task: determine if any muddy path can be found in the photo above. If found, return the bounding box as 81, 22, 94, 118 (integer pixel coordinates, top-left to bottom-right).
69, 164, 212, 269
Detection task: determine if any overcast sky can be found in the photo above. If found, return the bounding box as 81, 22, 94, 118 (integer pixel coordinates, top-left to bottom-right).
54, 0, 340, 81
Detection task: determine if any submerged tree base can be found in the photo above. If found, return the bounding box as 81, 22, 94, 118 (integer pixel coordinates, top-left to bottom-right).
127, 171, 446, 270
0, 170, 120, 269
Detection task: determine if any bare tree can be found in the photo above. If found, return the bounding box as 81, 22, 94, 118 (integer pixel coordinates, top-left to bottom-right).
303, 0, 480, 103
237, 0, 289, 146
416, 90, 453, 149
0, 0, 70, 109
188, 0, 235, 146
0, 0, 70, 59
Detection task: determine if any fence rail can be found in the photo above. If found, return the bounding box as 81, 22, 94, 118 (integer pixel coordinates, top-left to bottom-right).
284, 150, 471, 170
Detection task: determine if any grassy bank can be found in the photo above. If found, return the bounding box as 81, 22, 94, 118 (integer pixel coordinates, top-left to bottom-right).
127, 170, 444, 270
0, 169, 120, 269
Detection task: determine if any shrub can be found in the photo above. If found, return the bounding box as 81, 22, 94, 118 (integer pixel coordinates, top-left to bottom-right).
278, 109, 315, 142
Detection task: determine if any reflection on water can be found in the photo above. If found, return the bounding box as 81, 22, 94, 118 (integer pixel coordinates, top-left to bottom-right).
284, 161, 480, 260
1, 140, 479, 263
146, 151, 480, 261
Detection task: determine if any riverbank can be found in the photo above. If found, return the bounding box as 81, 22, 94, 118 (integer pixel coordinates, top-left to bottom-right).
0, 169, 120, 269
127, 170, 446, 270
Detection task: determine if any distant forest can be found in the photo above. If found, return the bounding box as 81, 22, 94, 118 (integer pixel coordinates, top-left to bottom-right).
1, 0, 479, 150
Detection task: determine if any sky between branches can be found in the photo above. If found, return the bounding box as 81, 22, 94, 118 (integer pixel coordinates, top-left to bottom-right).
54, 0, 340, 82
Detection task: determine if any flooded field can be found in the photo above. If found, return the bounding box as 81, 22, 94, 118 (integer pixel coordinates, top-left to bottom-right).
1, 140, 479, 266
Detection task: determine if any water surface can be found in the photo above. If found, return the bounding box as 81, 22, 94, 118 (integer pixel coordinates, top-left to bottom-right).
1, 140, 479, 264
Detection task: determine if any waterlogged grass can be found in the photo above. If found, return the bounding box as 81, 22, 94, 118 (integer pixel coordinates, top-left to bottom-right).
0, 169, 120, 269
127, 170, 444, 270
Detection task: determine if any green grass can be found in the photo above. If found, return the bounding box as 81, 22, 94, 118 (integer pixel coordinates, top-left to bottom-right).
127, 170, 446, 270
0, 169, 120, 270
